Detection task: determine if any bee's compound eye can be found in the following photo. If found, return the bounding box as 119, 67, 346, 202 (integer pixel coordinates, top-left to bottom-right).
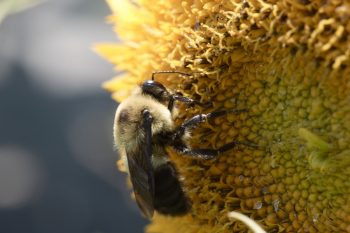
141, 80, 169, 101
142, 80, 166, 91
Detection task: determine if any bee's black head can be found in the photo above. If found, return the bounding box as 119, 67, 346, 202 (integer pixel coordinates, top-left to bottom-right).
141, 80, 171, 102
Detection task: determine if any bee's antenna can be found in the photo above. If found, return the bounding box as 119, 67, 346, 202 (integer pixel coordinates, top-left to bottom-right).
151, 71, 191, 81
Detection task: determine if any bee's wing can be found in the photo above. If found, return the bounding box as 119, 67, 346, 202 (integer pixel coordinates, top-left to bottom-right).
126, 110, 155, 219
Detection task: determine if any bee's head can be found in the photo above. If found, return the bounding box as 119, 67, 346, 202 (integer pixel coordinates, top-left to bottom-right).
141, 80, 171, 102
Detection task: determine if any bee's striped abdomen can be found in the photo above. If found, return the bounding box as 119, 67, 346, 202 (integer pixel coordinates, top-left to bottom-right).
154, 162, 190, 215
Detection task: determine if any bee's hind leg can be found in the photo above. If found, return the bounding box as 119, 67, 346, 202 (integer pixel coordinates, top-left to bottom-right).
172, 141, 255, 160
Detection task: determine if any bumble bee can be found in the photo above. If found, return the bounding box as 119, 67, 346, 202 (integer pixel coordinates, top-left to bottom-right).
113, 71, 249, 219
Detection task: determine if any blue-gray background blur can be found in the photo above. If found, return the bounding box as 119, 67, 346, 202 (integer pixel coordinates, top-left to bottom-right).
0, 0, 148, 232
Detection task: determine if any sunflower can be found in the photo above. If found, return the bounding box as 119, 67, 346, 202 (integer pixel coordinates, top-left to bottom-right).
96, 0, 350, 232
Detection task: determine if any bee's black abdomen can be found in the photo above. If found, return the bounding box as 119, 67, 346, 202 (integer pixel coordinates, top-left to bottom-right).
154, 162, 191, 215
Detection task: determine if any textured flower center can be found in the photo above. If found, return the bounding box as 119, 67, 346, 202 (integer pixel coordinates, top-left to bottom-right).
97, 0, 350, 232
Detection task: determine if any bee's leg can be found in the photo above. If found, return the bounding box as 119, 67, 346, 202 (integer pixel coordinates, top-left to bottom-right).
172, 141, 255, 160
168, 95, 210, 112
173, 109, 247, 140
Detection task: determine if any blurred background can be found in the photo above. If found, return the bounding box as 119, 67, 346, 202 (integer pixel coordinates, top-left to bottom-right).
0, 0, 148, 232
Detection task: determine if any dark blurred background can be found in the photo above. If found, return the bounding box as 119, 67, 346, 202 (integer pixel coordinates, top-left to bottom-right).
0, 0, 147, 232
